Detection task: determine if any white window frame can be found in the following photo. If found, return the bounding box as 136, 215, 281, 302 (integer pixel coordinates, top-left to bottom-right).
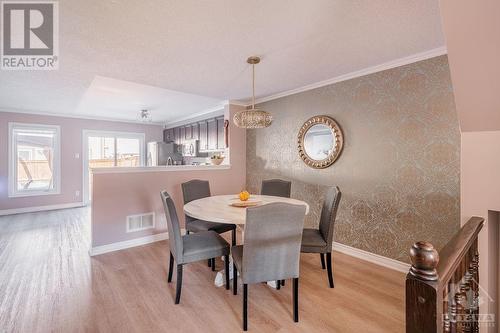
8, 122, 61, 198
82, 129, 145, 205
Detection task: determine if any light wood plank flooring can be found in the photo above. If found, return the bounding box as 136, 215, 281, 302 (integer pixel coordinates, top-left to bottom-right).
0, 207, 405, 332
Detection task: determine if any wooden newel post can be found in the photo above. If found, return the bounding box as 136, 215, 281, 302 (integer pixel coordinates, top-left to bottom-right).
409, 241, 439, 281
406, 241, 441, 333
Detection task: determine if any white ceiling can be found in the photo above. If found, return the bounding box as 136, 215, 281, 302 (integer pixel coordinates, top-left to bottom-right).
0, 0, 445, 124
75, 76, 223, 123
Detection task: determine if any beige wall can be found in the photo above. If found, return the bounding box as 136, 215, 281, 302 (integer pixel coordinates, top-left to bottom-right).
461, 131, 500, 330
246, 55, 460, 262
439, 1, 500, 329
439, 0, 500, 132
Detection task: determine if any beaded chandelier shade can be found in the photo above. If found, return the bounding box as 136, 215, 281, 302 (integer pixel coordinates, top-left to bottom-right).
233, 56, 273, 129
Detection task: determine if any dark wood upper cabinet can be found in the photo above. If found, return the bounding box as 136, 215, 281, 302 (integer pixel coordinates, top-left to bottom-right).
167, 116, 225, 152
216, 117, 225, 150
191, 123, 199, 140
207, 119, 217, 151
179, 127, 185, 144
199, 121, 208, 151
168, 128, 174, 142
185, 125, 192, 140
174, 127, 180, 144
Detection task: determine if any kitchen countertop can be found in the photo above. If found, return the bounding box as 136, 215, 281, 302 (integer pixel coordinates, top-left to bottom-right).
91, 164, 230, 174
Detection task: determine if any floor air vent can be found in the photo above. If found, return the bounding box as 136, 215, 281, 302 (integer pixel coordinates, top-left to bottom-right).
126, 212, 155, 232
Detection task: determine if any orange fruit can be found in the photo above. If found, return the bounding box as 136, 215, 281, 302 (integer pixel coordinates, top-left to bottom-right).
239, 191, 250, 201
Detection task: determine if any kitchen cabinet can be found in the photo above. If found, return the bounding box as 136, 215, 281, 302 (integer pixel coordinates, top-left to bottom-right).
180, 127, 185, 144
216, 117, 225, 150
174, 127, 181, 144
185, 125, 192, 140
199, 121, 208, 151
168, 129, 175, 142
207, 119, 217, 151
191, 123, 199, 140
166, 116, 225, 152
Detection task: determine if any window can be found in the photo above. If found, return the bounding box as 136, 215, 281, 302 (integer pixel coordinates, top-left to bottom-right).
9, 123, 61, 197
83, 130, 145, 203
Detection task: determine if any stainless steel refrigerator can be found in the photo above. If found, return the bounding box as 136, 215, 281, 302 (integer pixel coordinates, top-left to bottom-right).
147, 141, 183, 166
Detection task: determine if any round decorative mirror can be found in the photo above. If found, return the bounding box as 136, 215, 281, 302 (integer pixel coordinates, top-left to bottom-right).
297, 116, 343, 169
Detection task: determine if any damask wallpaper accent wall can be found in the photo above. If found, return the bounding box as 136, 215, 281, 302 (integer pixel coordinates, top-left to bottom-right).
246, 55, 460, 262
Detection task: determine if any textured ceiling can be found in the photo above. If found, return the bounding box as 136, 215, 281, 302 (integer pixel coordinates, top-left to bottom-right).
0, 0, 445, 123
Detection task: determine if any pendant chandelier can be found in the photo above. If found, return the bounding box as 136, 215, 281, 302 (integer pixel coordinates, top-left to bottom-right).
233, 56, 273, 129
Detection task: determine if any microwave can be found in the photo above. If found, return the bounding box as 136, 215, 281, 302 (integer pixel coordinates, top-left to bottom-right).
182, 140, 200, 157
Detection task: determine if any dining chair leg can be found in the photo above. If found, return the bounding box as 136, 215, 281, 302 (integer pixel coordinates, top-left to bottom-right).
168, 252, 174, 283
320, 253, 326, 270
211, 258, 216, 271
326, 252, 334, 288
175, 264, 183, 304
208, 259, 211, 267
293, 278, 299, 322
243, 284, 248, 331
231, 229, 236, 246
233, 263, 238, 295
224, 255, 230, 290
281, 280, 285, 286
276, 280, 281, 290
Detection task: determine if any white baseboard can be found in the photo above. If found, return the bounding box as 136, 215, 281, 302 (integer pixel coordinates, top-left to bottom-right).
332, 242, 411, 273
88, 231, 411, 273
89, 229, 186, 256
0, 202, 85, 216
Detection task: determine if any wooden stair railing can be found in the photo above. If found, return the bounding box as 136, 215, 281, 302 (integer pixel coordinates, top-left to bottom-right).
406, 216, 484, 333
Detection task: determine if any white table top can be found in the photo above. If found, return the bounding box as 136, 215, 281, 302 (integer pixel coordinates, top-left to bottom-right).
183, 194, 310, 225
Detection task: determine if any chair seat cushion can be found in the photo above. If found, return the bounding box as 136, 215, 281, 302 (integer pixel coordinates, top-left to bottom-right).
181, 231, 230, 264
231, 245, 243, 272
301, 228, 328, 253
186, 219, 236, 234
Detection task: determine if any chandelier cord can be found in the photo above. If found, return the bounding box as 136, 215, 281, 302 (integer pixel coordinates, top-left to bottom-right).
252, 63, 255, 109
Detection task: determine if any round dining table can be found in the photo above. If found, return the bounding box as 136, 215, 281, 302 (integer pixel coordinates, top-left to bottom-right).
183, 194, 310, 287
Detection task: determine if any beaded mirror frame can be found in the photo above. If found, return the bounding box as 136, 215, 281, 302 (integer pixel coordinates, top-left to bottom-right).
297, 115, 344, 169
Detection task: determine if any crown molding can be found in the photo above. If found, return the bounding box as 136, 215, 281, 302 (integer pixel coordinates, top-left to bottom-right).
164, 102, 228, 128
0, 48, 447, 126
235, 46, 447, 106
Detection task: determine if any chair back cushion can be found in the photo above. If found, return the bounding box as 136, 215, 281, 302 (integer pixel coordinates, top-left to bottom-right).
242, 202, 306, 284
319, 186, 342, 252
160, 190, 183, 261
181, 179, 211, 204
261, 179, 292, 198
181, 180, 211, 224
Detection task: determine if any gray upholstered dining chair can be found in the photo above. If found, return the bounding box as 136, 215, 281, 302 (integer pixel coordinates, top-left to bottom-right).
231, 202, 306, 331
261, 179, 292, 198
160, 190, 230, 304
182, 179, 237, 270
261, 179, 292, 287
301, 186, 341, 288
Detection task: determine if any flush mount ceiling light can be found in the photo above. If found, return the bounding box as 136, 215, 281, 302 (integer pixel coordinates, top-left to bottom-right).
233, 56, 273, 129
139, 109, 152, 122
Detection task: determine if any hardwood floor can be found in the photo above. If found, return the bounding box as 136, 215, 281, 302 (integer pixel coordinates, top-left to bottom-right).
0, 208, 405, 332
